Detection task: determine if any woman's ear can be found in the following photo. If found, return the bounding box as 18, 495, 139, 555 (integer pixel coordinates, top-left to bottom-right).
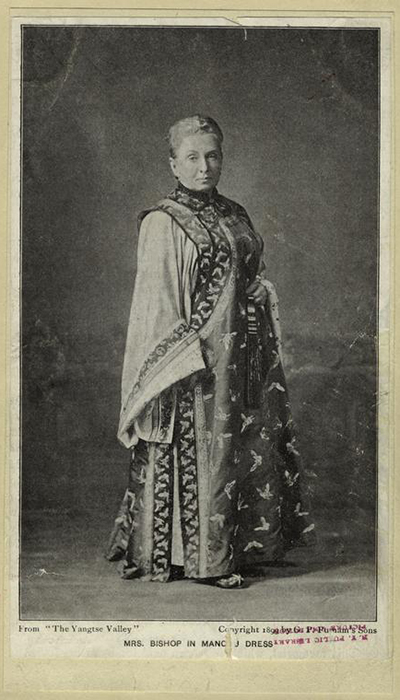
169, 157, 177, 178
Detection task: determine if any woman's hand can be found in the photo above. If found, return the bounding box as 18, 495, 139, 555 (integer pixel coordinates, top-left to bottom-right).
246, 277, 268, 307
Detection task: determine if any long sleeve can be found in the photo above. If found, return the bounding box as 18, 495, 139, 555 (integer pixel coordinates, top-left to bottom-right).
118, 210, 205, 448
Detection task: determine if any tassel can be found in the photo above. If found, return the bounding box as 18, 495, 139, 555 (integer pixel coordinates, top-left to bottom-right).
245, 297, 263, 409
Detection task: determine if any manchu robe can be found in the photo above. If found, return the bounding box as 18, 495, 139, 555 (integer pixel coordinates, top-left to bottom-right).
106, 183, 315, 582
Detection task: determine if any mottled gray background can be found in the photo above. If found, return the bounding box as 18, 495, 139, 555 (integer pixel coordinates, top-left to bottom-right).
21, 26, 379, 619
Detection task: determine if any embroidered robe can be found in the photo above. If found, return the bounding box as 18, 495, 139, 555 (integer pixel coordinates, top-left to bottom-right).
107, 185, 315, 581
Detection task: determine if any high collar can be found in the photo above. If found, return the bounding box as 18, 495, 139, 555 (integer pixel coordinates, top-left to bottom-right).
167, 180, 228, 215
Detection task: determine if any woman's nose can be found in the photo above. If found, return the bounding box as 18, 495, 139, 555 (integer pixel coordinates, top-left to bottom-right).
198, 158, 208, 173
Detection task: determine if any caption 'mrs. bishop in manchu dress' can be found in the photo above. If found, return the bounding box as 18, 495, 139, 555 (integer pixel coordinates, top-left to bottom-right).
106, 115, 315, 589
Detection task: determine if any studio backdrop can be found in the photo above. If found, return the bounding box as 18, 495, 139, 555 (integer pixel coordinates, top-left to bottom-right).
20, 25, 378, 618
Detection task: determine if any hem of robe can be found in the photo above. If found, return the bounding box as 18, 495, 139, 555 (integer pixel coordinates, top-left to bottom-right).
105, 520, 316, 581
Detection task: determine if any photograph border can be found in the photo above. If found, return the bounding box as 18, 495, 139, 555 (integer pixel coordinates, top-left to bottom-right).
2, 4, 398, 698
17, 20, 382, 625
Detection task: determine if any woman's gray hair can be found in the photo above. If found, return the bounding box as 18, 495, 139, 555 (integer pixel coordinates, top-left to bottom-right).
168, 115, 223, 157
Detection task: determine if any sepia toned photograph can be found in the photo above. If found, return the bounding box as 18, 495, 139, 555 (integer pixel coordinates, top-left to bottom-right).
18, 22, 380, 626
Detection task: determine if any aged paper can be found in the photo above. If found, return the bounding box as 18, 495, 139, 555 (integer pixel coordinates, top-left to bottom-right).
1, 4, 398, 698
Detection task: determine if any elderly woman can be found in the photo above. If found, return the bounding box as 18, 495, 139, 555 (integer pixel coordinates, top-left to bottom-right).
107, 115, 314, 588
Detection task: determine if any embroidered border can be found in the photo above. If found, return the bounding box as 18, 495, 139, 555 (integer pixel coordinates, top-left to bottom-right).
194, 383, 210, 578
141, 442, 156, 577
157, 199, 212, 253
151, 443, 174, 582
190, 235, 231, 332
176, 387, 200, 578
198, 217, 238, 342
121, 320, 198, 417
129, 321, 190, 400
118, 332, 205, 447
158, 386, 176, 441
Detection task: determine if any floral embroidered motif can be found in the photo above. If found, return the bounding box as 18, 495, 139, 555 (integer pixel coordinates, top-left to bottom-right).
286, 437, 300, 456
243, 540, 263, 551
284, 470, 299, 487
254, 517, 271, 532
294, 502, 309, 517
224, 480, 236, 500
240, 413, 255, 433
250, 450, 263, 472
219, 332, 238, 351
237, 493, 249, 511
268, 381, 286, 393
256, 483, 274, 500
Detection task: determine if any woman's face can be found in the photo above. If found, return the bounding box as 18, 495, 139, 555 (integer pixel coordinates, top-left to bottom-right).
169, 132, 222, 192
